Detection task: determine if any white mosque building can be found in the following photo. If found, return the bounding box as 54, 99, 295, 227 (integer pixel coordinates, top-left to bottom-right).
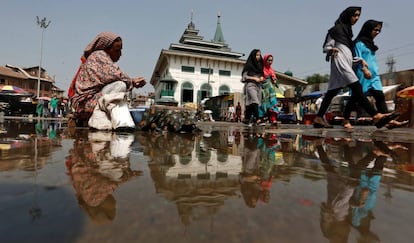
150, 13, 306, 107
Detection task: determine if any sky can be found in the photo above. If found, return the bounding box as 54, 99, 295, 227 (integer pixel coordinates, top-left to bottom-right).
1, 0, 414, 95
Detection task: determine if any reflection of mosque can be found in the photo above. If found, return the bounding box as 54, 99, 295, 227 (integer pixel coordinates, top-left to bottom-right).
166, 131, 242, 179
141, 131, 243, 227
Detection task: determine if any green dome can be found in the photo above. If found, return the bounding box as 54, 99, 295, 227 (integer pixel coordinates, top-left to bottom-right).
284, 70, 293, 76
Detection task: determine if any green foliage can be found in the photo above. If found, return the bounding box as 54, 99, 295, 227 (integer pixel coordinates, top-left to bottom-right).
295, 85, 305, 97
306, 73, 329, 85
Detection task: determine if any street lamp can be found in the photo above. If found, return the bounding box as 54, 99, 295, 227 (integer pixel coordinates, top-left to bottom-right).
36, 16, 51, 99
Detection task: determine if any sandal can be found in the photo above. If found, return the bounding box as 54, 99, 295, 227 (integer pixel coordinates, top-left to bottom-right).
385, 120, 409, 129
374, 112, 400, 128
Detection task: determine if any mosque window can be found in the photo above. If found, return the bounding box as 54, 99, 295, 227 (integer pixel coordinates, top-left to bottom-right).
201, 68, 213, 74
181, 66, 195, 73
219, 70, 231, 76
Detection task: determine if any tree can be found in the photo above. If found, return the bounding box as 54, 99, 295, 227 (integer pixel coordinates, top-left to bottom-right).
305, 73, 330, 91
306, 73, 329, 85
295, 85, 305, 97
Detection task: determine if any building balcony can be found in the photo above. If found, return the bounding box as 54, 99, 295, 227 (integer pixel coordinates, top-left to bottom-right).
157, 89, 178, 106
161, 89, 175, 97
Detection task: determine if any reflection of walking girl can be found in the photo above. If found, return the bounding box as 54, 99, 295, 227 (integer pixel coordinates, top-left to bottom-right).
313, 6, 396, 129
242, 49, 264, 125
240, 136, 261, 208
316, 139, 354, 242
343, 20, 408, 129
349, 141, 389, 241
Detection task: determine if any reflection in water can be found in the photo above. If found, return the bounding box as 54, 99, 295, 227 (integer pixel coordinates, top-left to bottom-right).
317, 139, 354, 243
240, 135, 261, 208
0, 120, 64, 222
135, 128, 414, 234
0, 120, 63, 172
2, 119, 414, 241
65, 130, 142, 224
315, 138, 399, 243
138, 132, 241, 227
349, 141, 390, 242
240, 133, 287, 208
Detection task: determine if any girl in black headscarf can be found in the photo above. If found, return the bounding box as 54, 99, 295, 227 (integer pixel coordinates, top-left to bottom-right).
314, 7, 397, 129
242, 49, 264, 125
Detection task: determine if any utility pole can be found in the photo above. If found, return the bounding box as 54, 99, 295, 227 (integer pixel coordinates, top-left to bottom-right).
207, 63, 212, 97
386, 55, 396, 73
386, 55, 396, 84
36, 16, 51, 99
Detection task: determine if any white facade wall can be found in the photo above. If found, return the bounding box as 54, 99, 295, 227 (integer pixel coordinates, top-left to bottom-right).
165, 146, 242, 180
165, 55, 245, 106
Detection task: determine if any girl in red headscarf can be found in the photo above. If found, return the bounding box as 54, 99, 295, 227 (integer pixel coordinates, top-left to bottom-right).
259, 54, 280, 125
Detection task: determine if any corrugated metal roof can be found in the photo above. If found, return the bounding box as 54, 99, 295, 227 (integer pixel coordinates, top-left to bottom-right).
0, 66, 27, 79
276, 71, 307, 85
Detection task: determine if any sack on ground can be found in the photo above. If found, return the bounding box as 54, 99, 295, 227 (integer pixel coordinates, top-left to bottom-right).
110, 102, 135, 129
88, 105, 112, 130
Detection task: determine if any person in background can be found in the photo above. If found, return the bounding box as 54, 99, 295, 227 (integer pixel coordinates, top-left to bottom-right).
227, 103, 235, 122
58, 97, 65, 117
298, 101, 304, 122
309, 100, 316, 114
242, 49, 264, 126
235, 102, 242, 123
68, 31, 146, 130
49, 95, 58, 118
260, 54, 279, 126
43, 100, 50, 117
315, 94, 324, 112
313, 6, 397, 129
36, 99, 44, 117
342, 20, 408, 129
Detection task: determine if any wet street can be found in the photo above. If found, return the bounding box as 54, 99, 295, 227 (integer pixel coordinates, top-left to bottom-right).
1, 118, 414, 243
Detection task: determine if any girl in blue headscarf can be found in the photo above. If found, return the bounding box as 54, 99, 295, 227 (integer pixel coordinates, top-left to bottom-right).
342, 20, 408, 129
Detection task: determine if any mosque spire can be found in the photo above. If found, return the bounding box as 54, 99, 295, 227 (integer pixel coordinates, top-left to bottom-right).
213, 12, 225, 43
187, 9, 195, 30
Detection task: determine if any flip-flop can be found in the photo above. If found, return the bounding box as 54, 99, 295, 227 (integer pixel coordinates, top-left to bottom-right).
386, 120, 409, 129
374, 112, 400, 128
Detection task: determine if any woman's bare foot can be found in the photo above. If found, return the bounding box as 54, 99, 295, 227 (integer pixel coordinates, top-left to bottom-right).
372, 112, 399, 128
342, 119, 353, 129
313, 116, 333, 128
385, 120, 409, 129
372, 113, 389, 123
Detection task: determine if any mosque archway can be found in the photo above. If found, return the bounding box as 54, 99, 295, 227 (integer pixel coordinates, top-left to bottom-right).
181, 81, 194, 103
218, 85, 230, 95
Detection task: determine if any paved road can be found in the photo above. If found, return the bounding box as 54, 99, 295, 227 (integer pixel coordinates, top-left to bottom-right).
1, 115, 413, 143
197, 121, 414, 143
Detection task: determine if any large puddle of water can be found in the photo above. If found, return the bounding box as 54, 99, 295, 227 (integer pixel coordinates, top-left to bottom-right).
1, 120, 414, 243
